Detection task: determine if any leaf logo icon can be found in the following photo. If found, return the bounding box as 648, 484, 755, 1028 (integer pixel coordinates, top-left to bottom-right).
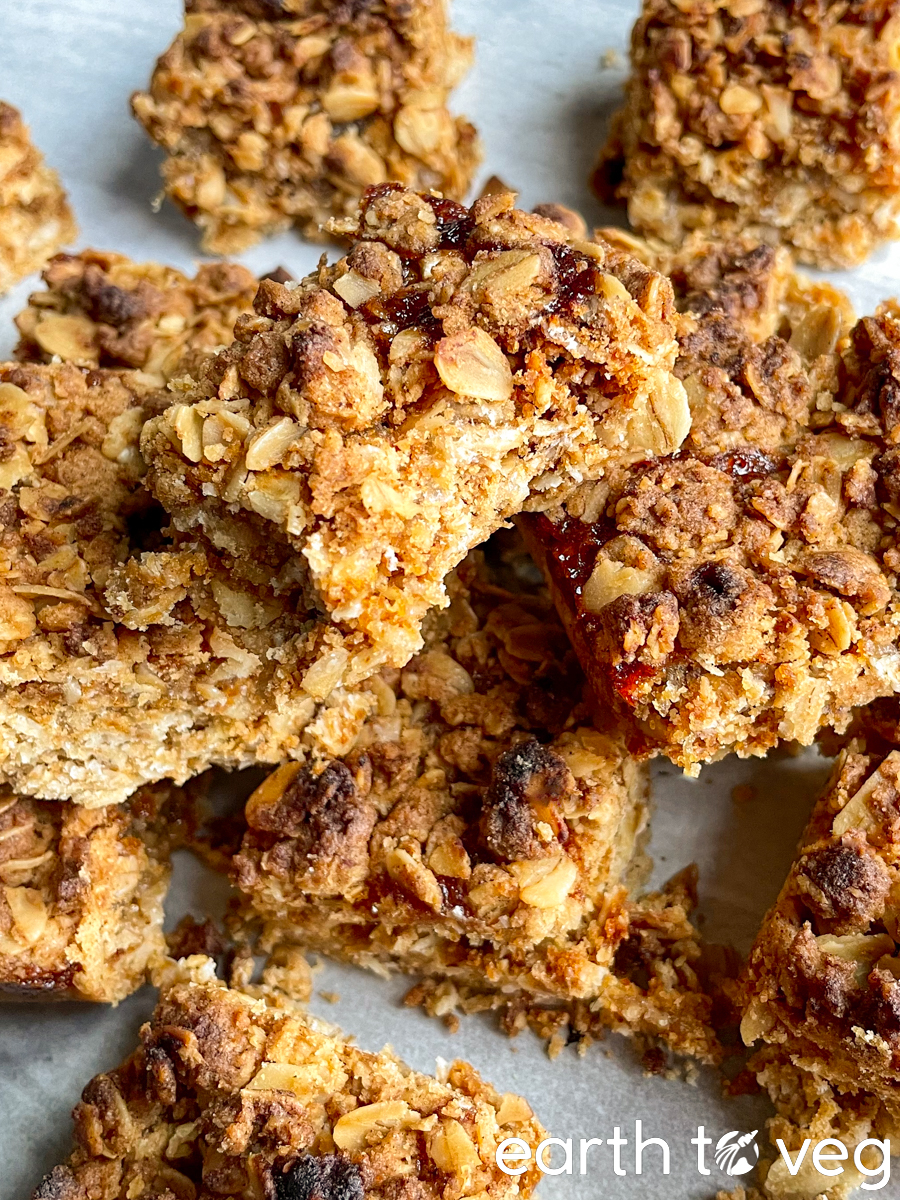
715, 1130, 759, 1176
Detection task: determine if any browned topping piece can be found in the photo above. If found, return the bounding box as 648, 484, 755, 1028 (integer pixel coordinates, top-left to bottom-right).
0, 782, 186, 1002
0, 102, 76, 294
34, 968, 546, 1200
598, 0, 900, 267
234, 540, 723, 1064
522, 233, 900, 769
131, 0, 481, 252
140, 184, 688, 692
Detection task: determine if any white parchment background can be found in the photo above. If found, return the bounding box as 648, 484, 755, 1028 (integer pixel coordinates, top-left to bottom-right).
0, 2, 897, 1197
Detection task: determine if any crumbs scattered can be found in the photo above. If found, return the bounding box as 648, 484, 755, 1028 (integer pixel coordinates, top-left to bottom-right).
601, 48, 623, 69
319, 990, 340, 1004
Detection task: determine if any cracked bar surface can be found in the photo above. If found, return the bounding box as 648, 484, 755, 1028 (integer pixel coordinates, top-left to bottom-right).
597, 0, 900, 268
131, 0, 481, 252
522, 233, 900, 770
0, 102, 76, 295
14, 250, 257, 383
31, 959, 546, 1200
739, 738, 900, 1197
0, 782, 187, 1002
141, 184, 689, 698
234, 539, 722, 1063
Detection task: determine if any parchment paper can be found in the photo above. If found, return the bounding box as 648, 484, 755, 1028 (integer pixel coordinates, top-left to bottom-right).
0, 3, 895, 1196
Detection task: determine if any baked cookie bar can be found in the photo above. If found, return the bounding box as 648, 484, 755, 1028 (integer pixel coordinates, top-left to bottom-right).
0, 360, 378, 807
14, 250, 257, 384
0, 103, 76, 295
597, 0, 900, 268
132, 0, 480, 252
739, 741, 900, 1196
522, 234, 900, 769
141, 184, 689, 696
0, 782, 187, 1003
32, 960, 545, 1200
234, 541, 722, 1063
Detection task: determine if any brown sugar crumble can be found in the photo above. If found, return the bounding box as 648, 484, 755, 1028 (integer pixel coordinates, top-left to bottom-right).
522, 231, 900, 770
31, 961, 547, 1200
597, 0, 900, 268
0, 103, 76, 295
131, 0, 481, 252
140, 183, 689, 704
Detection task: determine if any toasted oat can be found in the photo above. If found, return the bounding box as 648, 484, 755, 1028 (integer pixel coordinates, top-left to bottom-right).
15, 250, 257, 383
234, 540, 723, 1064
0, 103, 76, 294
0, 782, 186, 1002
131, 0, 481, 252
522, 234, 900, 769
32, 965, 546, 1200
597, 0, 900, 268
141, 184, 688, 696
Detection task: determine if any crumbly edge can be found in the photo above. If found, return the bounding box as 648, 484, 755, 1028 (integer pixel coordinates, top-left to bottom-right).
596, 0, 900, 268
524, 233, 900, 768
0, 102, 76, 294
142, 184, 688, 695
33, 963, 546, 1200
131, 0, 480, 252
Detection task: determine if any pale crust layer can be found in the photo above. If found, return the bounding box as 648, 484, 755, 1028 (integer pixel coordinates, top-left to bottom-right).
131, 0, 481, 252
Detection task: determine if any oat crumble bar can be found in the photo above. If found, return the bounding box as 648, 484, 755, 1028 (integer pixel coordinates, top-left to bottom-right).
131, 0, 481, 252
0, 781, 185, 1002
141, 185, 689, 697
233, 540, 723, 1063
14, 250, 257, 384
0, 103, 76, 296
597, 0, 900, 268
0, 359, 379, 807
31, 960, 546, 1200
739, 741, 900, 1196
522, 233, 900, 769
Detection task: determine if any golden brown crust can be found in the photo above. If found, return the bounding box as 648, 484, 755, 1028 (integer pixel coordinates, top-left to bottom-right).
131, 0, 481, 252
234, 541, 722, 1063
141, 185, 689, 695
0, 102, 76, 295
598, 0, 900, 268
14, 250, 257, 383
523, 235, 900, 768
33, 967, 546, 1200
0, 782, 186, 1002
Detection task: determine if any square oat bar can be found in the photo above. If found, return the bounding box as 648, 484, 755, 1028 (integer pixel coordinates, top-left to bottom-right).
598, 0, 900, 268
0, 103, 75, 295
0, 783, 189, 1003
234, 540, 722, 1063
31, 960, 546, 1200
132, 0, 481, 252
521, 233, 900, 770
140, 184, 689, 699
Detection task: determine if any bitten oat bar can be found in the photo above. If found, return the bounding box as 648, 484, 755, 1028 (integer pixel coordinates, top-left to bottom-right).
523, 234, 900, 769
0, 359, 377, 807
32, 961, 546, 1200
739, 742, 900, 1196
141, 185, 689, 694
14, 250, 257, 383
131, 0, 480, 252
597, 0, 900, 268
0, 103, 76, 294
234, 542, 723, 1063
0, 782, 186, 1002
